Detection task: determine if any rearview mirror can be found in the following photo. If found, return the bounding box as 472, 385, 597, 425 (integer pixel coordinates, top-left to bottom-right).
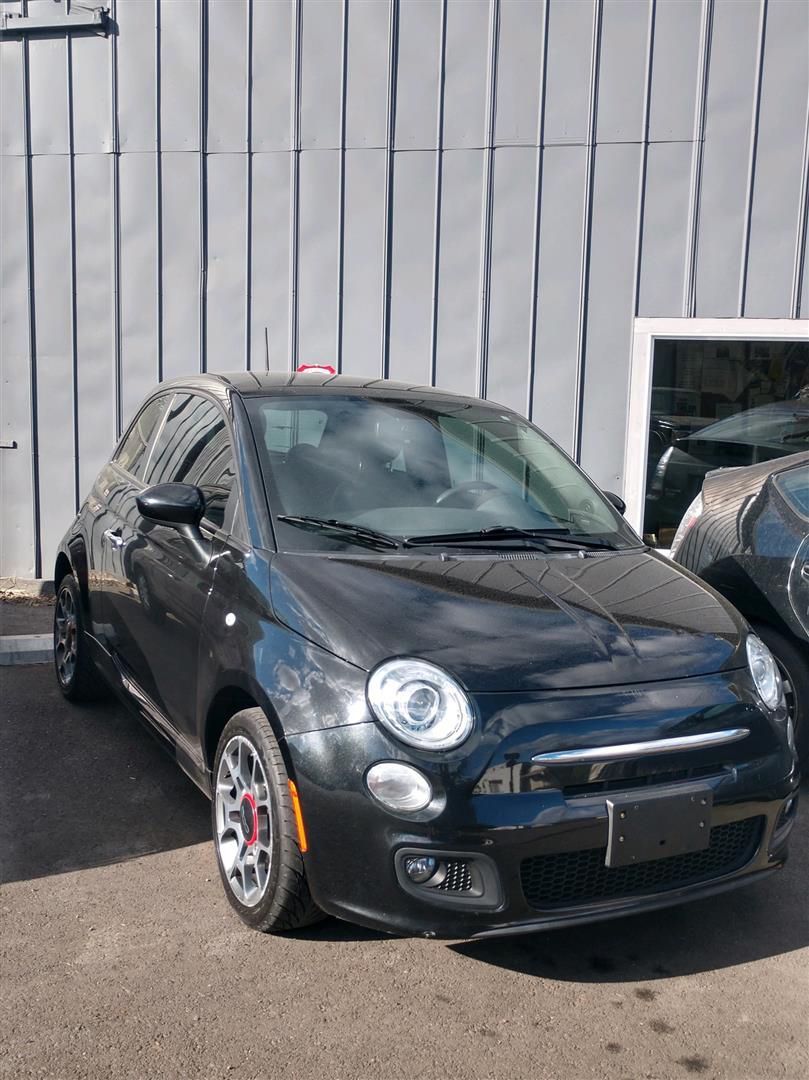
136, 483, 211, 565
604, 490, 626, 515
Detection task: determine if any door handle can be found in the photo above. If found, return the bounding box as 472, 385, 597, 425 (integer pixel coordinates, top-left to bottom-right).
103, 528, 125, 549
801, 563, 809, 582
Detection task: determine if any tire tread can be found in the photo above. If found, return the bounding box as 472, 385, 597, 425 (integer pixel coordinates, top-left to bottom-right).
213, 708, 324, 933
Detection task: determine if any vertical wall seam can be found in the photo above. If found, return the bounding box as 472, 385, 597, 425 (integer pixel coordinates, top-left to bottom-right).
21, 8, 41, 578
66, 33, 80, 513
572, 0, 603, 463
155, 0, 164, 383
428, 0, 448, 388
631, 0, 656, 319
335, 0, 349, 373
288, 0, 302, 371
790, 92, 809, 317
380, 0, 399, 379
476, 0, 500, 401
199, 0, 209, 373
683, 0, 713, 318
244, 0, 253, 370
526, 0, 550, 420
111, 0, 122, 439
738, 0, 767, 317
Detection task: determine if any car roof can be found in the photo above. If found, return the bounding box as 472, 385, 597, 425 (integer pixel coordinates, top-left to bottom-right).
155, 371, 494, 408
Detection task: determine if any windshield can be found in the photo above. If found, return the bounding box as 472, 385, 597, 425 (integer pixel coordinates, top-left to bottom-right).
684, 402, 809, 449
246, 394, 642, 552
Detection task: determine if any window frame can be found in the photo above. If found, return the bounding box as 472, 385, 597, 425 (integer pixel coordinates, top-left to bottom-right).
625, 317, 809, 536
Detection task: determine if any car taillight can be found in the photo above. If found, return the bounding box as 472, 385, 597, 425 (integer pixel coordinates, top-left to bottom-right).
669, 491, 704, 559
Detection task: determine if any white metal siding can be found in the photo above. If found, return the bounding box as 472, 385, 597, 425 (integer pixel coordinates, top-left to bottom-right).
0, 0, 807, 577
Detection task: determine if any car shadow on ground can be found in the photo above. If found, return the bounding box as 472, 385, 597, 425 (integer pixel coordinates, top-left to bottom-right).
452, 870, 808, 982
453, 792, 808, 982
300, 847, 809, 976
0, 666, 210, 886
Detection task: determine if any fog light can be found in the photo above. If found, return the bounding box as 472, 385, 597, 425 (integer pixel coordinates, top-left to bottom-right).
366, 762, 432, 813
404, 855, 439, 884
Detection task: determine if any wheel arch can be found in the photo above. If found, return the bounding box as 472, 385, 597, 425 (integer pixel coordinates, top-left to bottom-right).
53, 551, 72, 592
203, 677, 292, 779
55, 538, 91, 614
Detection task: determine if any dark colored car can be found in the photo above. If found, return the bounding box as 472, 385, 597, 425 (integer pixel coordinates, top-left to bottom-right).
53, 374, 798, 938
671, 450, 809, 767
645, 400, 809, 541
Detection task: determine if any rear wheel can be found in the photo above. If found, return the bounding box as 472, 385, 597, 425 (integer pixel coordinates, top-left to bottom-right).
53, 574, 106, 701
212, 708, 323, 933
753, 622, 809, 767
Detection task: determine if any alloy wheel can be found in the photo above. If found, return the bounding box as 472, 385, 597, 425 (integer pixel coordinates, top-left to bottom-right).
54, 587, 78, 687
215, 735, 273, 907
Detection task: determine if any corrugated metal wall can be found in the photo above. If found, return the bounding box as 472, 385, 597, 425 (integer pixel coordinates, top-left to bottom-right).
1, 0, 808, 578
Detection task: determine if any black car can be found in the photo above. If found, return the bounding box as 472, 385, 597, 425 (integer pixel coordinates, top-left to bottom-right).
645, 400, 809, 542
53, 373, 798, 938
671, 450, 809, 767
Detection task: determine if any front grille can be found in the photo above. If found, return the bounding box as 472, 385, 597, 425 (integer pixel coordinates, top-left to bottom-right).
563, 764, 726, 799
435, 859, 473, 892
521, 816, 763, 909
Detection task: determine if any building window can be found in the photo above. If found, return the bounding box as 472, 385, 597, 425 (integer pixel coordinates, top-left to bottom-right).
642, 338, 809, 547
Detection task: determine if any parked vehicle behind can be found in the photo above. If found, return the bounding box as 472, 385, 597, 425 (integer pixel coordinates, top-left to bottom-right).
671, 450, 809, 767
645, 399, 809, 542
53, 373, 798, 938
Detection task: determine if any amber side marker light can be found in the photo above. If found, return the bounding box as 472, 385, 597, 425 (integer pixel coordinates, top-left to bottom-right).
288, 780, 309, 853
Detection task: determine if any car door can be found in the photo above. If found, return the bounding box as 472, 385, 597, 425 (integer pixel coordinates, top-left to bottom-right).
95, 392, 173, 676
104, 392, 238, 747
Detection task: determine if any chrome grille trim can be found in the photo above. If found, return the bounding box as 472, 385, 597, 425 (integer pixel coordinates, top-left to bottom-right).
532, 727, 750, 765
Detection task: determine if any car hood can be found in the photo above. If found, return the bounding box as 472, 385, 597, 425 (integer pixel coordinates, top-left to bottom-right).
269, 549, 747, 692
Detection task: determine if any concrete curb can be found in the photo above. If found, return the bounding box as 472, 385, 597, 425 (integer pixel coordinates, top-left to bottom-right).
0, 634, 52, 666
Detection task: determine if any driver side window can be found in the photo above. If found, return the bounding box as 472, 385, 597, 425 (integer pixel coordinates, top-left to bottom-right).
145, 394, 236, 530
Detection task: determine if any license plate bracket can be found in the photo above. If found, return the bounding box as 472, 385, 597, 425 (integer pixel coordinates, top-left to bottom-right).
605, 784, 713, 868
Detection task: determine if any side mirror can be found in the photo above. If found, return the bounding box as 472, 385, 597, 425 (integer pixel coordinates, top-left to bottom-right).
136, 483, 212, 564
604, 490, 626, 515
137, 483, 205, 526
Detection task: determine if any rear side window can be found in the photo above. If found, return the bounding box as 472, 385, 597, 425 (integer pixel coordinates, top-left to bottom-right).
775, 464, 809, 519
114, 395, 170, 479
145, 393, 236, 529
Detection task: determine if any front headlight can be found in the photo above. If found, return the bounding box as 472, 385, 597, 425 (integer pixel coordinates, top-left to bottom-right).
366, 658, 475, 750
746, 635, 784, 712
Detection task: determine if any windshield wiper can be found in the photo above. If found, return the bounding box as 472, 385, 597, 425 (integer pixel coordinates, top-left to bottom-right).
404, 525, 618, 550
276, 515, 401, 550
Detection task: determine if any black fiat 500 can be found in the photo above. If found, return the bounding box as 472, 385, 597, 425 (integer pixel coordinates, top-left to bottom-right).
54, 373, 799, 938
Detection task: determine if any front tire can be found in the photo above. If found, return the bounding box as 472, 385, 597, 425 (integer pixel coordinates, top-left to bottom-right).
53, 574, 106, 701
752, 622, 809, 767
212, 708, 323, 933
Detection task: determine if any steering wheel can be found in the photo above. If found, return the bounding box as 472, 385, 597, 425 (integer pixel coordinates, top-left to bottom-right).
435, 480, 500, 508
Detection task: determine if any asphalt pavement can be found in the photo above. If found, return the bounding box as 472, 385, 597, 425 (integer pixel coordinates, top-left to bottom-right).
0, 663, 806, 1080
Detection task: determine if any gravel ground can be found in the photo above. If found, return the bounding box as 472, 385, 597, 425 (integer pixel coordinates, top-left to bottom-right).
0, 664, 806, 1080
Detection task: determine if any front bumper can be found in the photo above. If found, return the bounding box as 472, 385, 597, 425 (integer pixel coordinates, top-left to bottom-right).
285, 674, 799, 938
